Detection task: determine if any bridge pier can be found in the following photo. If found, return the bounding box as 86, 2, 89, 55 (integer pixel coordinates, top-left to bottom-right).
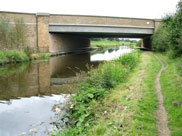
142, 36, 152, 50
37, 13, 90, 53
37, 13, 50, 52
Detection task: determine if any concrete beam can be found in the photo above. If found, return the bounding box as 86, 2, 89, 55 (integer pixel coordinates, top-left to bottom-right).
49, 25, 154, 35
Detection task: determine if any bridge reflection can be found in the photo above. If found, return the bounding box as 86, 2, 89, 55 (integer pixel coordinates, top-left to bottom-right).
0, 52, 99, 101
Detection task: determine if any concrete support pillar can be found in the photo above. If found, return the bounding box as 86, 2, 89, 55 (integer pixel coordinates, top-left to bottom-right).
37, 13, 50, 52
141, 39, 144, 48
142, 36, 152, 50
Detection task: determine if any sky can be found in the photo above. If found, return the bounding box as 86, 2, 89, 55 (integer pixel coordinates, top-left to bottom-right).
0, 0, 179, 19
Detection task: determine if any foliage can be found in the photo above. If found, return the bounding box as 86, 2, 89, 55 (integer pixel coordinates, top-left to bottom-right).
91, 38, 138, 43
37, 52, 50, 59
0, 50, 29, 65
55, 51, 141, 135
117, 52, 140, 70
0, 14, 27, 49
14, 17, 27, 47
0, 14, 11, 47
152, 0, 182, 57
91, 40, 137, 49
152, 25, 170, 52
136, 40, 142, 47
85, 53, 160, 136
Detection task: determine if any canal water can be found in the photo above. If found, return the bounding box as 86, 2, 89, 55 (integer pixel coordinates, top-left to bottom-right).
0, 46, 131, 136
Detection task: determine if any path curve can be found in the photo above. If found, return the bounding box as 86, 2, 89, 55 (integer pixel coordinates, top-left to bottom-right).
153, 54, 171, 136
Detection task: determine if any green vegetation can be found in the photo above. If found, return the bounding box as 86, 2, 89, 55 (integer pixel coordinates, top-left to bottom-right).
152, 0, 182, 58
151, 1, 182, 135
83, 53, 161, 136
0, 14, 27, 49
0, 50, 29, 65
157, 54, 182, 136
91, 38, 138, 49
36, 52, 50, 59
0, 14, 50, 64
0, 50, 50, 65
51, 52, 164, 136
52, 51, 145, 136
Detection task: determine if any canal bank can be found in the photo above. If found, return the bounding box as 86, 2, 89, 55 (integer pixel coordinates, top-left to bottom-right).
53, 52, 163, 136
0, 46, 131, 136
0, 50, 50, 65
53, 50, 141, 135
158, 54, 182, 136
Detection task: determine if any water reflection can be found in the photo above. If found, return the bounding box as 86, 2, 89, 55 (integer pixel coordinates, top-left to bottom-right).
0, 52, 99, 101
0, 46, 131, 136
51, 53, 91, 78
91, 46, 131, 61
0, 94, 70, 136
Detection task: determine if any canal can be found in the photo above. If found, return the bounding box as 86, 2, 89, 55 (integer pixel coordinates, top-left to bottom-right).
0, 46, 131, 136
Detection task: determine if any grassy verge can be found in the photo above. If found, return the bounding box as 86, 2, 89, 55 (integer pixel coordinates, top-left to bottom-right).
0, 50, 50, 65
91, 40, 137, 49
52, 51, 163, 135
80, 52, 161, 136
158, 54, 182, 136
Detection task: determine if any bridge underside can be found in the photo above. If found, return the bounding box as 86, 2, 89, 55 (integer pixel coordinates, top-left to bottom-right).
50, 32, 152, 38
49, 24, 153, 38
48, 25, 153, 52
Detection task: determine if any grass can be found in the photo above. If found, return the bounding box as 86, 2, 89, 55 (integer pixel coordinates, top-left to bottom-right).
91, 40, 137, 49
158, 54, 182, 136
52, 51, 141, 136
83, 52, 161, 136
52, 51, 182, 136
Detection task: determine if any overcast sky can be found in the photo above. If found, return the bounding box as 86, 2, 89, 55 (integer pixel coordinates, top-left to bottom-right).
0, 0, 179, 19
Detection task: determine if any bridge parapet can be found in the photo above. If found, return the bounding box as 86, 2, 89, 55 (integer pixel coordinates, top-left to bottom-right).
49, 14, 155, 28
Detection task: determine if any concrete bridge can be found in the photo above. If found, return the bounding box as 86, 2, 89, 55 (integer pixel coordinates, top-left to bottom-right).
0, 11, 161, 52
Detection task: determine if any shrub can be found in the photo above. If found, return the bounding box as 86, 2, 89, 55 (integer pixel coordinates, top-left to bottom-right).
152, 0, 182, 57
152, 25, 170, 52
0, 50, 29, 64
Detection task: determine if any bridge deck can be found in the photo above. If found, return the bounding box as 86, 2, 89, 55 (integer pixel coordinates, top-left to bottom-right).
49, 24, 154, 38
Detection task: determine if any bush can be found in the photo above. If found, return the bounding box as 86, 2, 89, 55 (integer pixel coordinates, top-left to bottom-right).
152, 25, 170, 52
152, 0, 182, 57
0, 50, 29, 64
117, 51, 140, 70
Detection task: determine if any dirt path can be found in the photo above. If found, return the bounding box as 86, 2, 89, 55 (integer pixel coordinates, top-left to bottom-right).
153, 54, 171, 136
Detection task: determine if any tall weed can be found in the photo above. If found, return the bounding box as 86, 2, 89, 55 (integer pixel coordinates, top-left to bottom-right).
0, 14, 27, 50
